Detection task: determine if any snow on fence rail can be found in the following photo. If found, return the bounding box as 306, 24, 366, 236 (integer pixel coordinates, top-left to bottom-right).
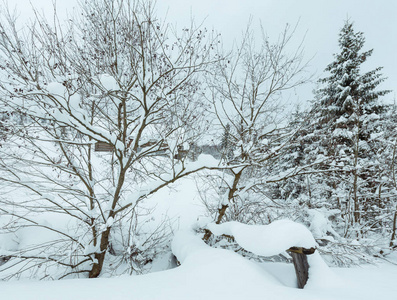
173, 220, 333, 289
207, 220, 318, 288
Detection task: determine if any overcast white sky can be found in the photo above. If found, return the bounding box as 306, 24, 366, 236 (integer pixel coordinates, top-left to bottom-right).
11, 0, 397, 106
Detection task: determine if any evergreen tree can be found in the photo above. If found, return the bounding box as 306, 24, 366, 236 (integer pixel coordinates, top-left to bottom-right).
376, 104, 397, 248
315, 20, 390, 230
316, 21, 388, 124
276, 20, 391, 239
220, 124, 234, 160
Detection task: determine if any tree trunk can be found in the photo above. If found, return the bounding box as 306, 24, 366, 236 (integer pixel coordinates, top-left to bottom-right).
353, 130, 360, 225
390, 208, 397, 248
390, 142, 397, 248
203, 170, 243, 241
89, 228, 111, 278
216, 170, 243, 224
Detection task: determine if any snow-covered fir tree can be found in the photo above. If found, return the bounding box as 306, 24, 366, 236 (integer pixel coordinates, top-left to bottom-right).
219, 123, 234, 161
376, 103, 397, 248
274, 21, 391, 243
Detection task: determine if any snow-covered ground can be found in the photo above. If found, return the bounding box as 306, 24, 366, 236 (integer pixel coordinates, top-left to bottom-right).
1, 248, 396, 300
1, 165, 396, 299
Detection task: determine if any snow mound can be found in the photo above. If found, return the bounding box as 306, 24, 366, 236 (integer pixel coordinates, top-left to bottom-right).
171, 229, 340, 299
171, 230, 209, 264
172, 230, 286, 292
205, 220, 341, 289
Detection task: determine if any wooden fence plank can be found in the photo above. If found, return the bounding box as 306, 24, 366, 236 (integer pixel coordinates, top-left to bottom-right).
287, 247, 316, 289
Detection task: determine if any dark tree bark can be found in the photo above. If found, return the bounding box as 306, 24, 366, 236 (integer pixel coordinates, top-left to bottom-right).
89, 228, 111, 278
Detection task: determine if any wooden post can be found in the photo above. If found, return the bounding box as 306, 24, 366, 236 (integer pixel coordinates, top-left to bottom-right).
287, 246, 316, 289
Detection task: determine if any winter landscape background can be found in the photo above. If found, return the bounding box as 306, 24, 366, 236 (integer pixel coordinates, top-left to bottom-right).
0, 0, 397, 299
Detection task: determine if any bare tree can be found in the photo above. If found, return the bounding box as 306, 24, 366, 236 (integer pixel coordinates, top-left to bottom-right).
203, 23, 308, 238
0, 0, 219, 279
